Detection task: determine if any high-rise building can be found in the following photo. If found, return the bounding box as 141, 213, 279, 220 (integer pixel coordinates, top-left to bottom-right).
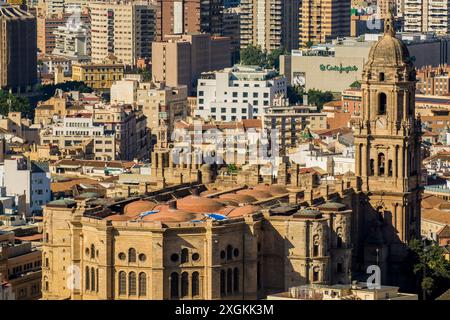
151, 33, 231, 94
37, 12, 90, 55
89, 2, 156, 66
404, 0, 450, 34
240, 0, 300, 51
0, 4, 37, 93
152, 0, 224, 40
52, 15, 90, 60
300, 0, 351, 47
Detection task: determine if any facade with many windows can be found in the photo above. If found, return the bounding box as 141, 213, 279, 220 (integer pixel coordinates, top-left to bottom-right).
195, 65, 287, 121
41, 184, 352, 300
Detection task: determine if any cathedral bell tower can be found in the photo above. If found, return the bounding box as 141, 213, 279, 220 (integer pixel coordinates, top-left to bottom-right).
353, 11, 422, 283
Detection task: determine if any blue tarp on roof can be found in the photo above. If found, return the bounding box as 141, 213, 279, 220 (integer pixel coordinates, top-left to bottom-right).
204, 213, 228, 221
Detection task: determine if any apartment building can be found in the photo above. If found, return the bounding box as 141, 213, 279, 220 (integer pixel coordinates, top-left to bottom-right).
153, 0, 223, 41
240, 0, 300, 51
40, 115, 116, 161
300, 0, 351, 46
53, 18, 90, 60
194, 65, 287, 121
2, 158, 51, 216
417, 65, 450, 95
88, 104, 149, 160
404, 0, 450, 34
152, 33, 231, 94
0, 5, 37, 93
262, 97, 327, 155
0, 231, 42, 300
223, 6, 241, 61
88, 2, 156, 66
137, 82, 188, 142
37, 12, 90, 55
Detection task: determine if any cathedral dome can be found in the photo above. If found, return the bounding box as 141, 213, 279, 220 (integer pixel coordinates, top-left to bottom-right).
366, 11, 410, 67
176, 195, 225, 214
123, 200, 158, 217
367, 35, 410, 67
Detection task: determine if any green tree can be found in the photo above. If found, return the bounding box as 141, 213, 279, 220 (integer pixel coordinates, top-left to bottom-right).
287, 85, 304, 104
349, 81, 361, 89
0, 90, 32, 117
407, 239, 450, 300
240, 45, 267, 67
307, 89, 334, 110
266, 46, 286, 70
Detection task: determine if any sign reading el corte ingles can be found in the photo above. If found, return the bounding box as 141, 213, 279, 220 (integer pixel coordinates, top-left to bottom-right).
320, 63, 358, 73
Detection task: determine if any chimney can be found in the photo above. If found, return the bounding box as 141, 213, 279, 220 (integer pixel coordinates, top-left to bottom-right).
191, 187, 200, 197
303, 94, 308, 106
169, 201, 177, 210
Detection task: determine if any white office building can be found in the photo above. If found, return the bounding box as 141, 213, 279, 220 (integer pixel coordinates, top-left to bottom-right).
195, 65, 287, 121
1, 158, 51, 216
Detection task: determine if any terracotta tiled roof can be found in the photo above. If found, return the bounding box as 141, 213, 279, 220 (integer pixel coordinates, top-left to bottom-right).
422, 208, 450, 225
51, 178, 100, 192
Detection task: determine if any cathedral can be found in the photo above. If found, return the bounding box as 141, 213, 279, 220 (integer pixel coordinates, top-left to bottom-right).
40, 13, 421, 299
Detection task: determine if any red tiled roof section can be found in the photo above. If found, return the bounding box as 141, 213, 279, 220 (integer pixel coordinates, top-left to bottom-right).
51, 178, 100, 192
422, 208, 450, 225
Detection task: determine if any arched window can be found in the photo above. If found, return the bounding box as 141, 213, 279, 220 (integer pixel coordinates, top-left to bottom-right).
337, 262, 343, 273
181, 248, 189, 264
129, 272, 136, 295
139, 273, 147, 296
226, 245, 233, 260
181, 272, 189, 298
128, 248, 136, 263
379, 72, 385, 81
96, 269, 99, 292
44, 279, 49, 292
378, 153, 385, 176
336, 227, 343, 248
192, 272, 200, 297
170, 272, 179, 299
220, 270, 226, 296
379, 93, 387, 115
85, 266, 90, 290
233, 268, 239, 293
118, 271, 126, 295
313, 267, 320, 282
90, 244, 95, 259
227, 268, 233, 294
91, 267, 95, 291
370, 159, 375, 175
388, 159, 393, 176
313, 235, 319, 257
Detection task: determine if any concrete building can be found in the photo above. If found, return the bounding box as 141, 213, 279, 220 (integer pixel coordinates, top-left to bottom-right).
39, 114, 116, 161
136, 81, 188, 139
37, 12, 90, 55
152, 33, 231, 94
404, 0, 450, 34
300, 0, 351, 47
0, 230, 42, 300
153, 0, 223, 41
222, 6, 241, 62
194, 65, 287, 121
2, 158, 51, 216
239, 0, 300, 51
280, 33, 450, 92
52, 16, 90, 60
0, 4, 37, 93
89, 1, 156, 66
